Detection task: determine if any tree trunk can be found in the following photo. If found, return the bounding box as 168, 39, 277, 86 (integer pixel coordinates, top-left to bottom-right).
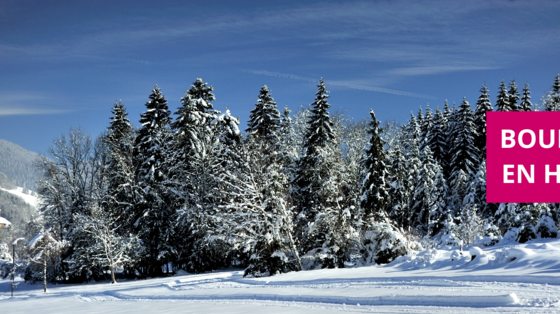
287, 229, 302, 271
43, 256, 47, 293
110, 265, 116, 284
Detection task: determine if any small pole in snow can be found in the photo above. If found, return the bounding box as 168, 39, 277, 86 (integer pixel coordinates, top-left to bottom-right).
11, 243, 14, 297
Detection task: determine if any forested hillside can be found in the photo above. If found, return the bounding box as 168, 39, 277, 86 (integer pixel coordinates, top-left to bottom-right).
0, 139, 40, 191
18, 74, 560, 284
0, 172, 37, 244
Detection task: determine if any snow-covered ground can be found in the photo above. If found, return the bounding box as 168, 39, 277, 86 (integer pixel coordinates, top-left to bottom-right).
0, 186, 38, 208
3, 238, 560, 313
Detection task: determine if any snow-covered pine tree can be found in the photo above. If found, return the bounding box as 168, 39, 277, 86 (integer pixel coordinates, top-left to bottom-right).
360, 109, 390, 223
518, 83, 533, 112
336, 118, 369, 226
507, 79, 520, 111
473, 84, 492, 155
410, 146, 438, 235
402, 114, 422, 232
278, 106, 298, 177
443, 102, 458, 179
443, 100, 451, 125
104, 102, 138, 238
497, 203, 538, 243
544, 74, 560, 111
171, 77, 218, 178
428, 168, 448, 237
419, 105, 433, 152
449, 97, 479, 189
242, 160, 301, 277
246, 85, 281, 142
463, 160, 490, 220
456, 204, 484, 246
536, 203, 557, 239
170, 78, 226, 273
417, 107, 424, 132
133, 85, 174, 276
291, 78, 346, 265
404, 113, 421, 156
448, 169, 468, 224
427, 109, 447, 171
387, 147, 410, 228
495, 80, 513, 111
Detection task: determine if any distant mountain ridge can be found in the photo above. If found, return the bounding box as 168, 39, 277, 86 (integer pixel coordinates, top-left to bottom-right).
0, 139, 41, 191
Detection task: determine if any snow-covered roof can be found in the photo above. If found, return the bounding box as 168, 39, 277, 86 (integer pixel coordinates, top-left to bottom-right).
0, 216, 11, 227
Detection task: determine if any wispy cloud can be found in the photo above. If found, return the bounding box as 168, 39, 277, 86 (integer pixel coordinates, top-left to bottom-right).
245, 70, 437, 100
0, 107, 70, 116
0, 92, 71, 116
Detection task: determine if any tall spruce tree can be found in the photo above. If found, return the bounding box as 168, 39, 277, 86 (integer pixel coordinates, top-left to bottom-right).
419, 105, 433, 152
387, 147, 410, 227
411, 146, 438, 235
360, 109, 390, 222
473, 84, 493, 155
495, 80, 513, 111
519, 83, 533, 112
292, 78, 342, 263
246, 85, 281, 142
544, 74, 560, 111
428, 168, 448, 237
278, 106, 298, 178
104, 101, 137, 235
507, 79, 520, 111
134, 85, 173, 276
427, 109, 447, 169
449, 97, 479, 187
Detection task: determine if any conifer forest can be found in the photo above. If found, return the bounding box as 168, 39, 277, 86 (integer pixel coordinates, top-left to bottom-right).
15, 74, 560, 283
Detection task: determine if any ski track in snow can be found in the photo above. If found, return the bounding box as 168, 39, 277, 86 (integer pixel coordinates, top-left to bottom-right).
4, 239, 560, 313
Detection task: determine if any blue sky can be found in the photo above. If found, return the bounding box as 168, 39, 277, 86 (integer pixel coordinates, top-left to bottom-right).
1, 0, 559, 154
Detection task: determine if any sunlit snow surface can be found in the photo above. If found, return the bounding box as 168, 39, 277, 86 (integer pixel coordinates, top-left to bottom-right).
3, 238, 560, 313
0, 186, 38, 208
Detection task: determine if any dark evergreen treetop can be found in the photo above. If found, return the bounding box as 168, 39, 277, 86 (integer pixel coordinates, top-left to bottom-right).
304, 78, 335, 153
428, 109, 447, 169
443, 100, 451, 123
450, 97, 479, 184
519, 83, 533, 112
172, 78, 218, 160
108, 101, 132, 145
246, 85, 281, 141
405, 113, 421, 154
417, 107, 424, 131
135, 85, 171, 184
553, 73, 560, 93
106, 101, 134, 194
420, 105, 432, 152
544, 74, 560, 111
508, 79, 520, 111
360, 109, 390, 222
473, 84, 492, 154
495, 80, 513, 111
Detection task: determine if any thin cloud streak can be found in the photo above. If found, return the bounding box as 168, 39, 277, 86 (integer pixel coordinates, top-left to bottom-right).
245, 70, 437, 100
0, 107, 71, 116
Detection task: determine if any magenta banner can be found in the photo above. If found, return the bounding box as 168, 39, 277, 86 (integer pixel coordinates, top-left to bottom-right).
487, 111, 560, 203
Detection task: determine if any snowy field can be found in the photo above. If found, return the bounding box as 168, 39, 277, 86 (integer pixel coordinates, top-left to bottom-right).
3, 238, 560, 313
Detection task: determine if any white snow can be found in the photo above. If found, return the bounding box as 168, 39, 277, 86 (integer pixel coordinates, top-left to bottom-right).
0, 217, 10, 227
4, 238, 560, 313
0, 186, 39, 208
469, 246, 485, 257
